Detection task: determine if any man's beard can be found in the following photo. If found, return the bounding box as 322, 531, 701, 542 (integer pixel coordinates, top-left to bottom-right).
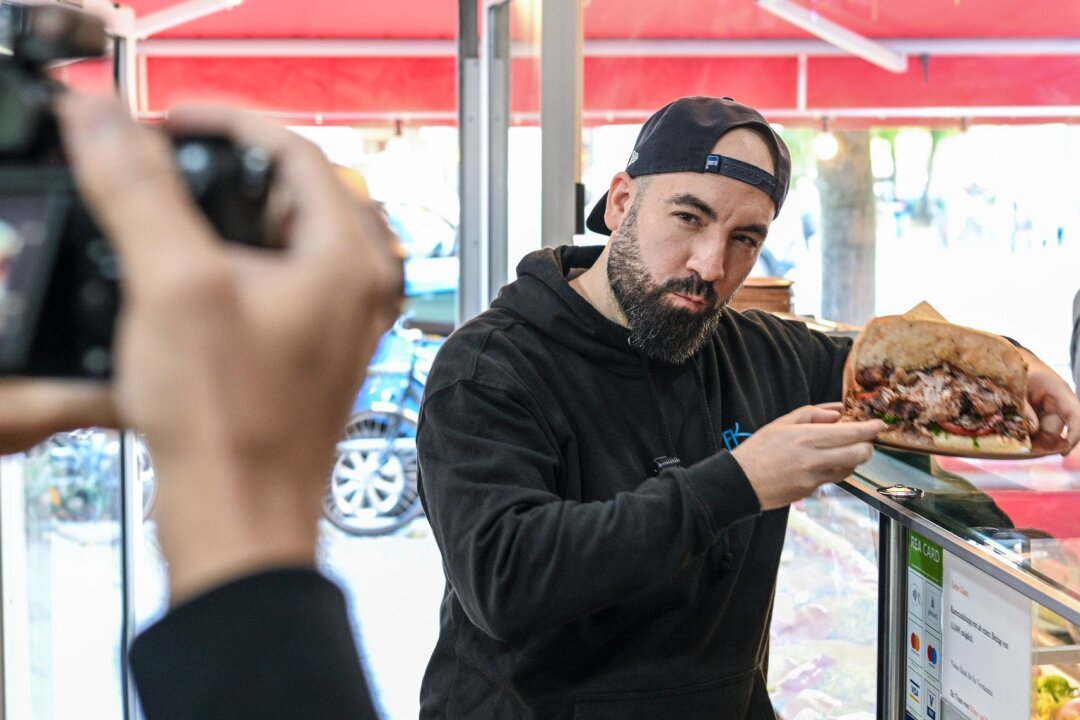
607, 206, 734, 365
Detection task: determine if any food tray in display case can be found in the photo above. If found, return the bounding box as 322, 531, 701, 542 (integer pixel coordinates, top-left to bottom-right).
769, 487, 879, 719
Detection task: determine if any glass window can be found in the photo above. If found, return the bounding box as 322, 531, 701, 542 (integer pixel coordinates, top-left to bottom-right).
1, 432, 125, 720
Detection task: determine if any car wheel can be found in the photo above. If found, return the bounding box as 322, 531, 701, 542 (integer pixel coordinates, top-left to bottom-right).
323, 409, 423, 537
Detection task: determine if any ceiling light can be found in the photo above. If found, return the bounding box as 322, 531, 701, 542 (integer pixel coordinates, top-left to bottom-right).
813, 118, 839, 160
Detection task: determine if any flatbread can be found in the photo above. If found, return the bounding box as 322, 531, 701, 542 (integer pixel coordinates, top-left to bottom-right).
842, 304, 1030, 454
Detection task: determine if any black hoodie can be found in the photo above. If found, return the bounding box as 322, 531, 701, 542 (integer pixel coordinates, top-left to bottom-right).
417, 245, 851, 719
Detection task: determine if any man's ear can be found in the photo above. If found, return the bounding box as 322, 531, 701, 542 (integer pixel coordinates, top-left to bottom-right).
603, 172, 635, 234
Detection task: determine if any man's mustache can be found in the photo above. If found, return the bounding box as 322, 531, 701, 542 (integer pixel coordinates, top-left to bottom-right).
655, 274, 719, 308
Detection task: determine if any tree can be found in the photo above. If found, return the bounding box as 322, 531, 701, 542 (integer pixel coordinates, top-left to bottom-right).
817, 130, 876, 325
912, 129, 949, 224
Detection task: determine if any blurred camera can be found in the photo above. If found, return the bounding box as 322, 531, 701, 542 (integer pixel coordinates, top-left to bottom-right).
0, 2, 275, 378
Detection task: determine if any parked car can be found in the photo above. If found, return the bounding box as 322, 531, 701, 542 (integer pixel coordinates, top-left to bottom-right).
383, 202, 458, 334
384, 202, 457, 260
323, 318, 445, 536
319, 202, 457, 537
317, 196, 456, 536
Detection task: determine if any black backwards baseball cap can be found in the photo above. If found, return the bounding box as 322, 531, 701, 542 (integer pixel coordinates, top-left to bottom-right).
586, 96, 792, 235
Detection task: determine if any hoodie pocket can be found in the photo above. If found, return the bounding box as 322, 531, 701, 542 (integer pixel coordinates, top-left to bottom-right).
571, 667, 766, 720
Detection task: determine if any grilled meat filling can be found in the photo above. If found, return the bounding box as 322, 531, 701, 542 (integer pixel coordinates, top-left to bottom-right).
848, 364, 1029, 440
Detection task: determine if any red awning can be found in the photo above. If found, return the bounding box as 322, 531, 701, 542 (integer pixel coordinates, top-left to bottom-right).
65, 0, 1080, 126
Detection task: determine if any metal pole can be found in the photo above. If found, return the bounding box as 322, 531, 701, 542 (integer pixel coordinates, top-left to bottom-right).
485, 1, 509, 301
877, 515, 905, 720
134, 0, 242, 40
457, 0, 485, 325
112, 6, 139, 115
113, 11, 142, 718
540, 0, 583, 247
137, 36, 1080, 58
119, 432, 144, 720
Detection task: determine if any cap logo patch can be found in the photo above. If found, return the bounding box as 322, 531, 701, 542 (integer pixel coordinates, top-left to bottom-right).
706, 155, 720, 170
628, 150, 639, 166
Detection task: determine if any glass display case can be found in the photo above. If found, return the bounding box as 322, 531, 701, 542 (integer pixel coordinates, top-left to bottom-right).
768, 486, 880, 719
839, 446, 1080, 720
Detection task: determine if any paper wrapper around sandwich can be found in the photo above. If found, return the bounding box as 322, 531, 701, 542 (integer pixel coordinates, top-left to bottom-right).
841, 301, 1034, 455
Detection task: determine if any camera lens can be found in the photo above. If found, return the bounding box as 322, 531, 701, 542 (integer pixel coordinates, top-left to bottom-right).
240, 147, 272, 198
176, 143, 212, 174
0, 70, 50, 155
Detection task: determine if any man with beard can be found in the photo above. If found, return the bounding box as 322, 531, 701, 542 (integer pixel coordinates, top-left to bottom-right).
415, 96, 1080, 719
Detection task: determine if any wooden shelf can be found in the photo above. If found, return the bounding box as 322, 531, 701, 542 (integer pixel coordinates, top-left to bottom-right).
730, 277, 794, 313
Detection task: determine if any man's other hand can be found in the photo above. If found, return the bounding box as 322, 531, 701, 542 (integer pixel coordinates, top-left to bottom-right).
1019, 348, 1080, 454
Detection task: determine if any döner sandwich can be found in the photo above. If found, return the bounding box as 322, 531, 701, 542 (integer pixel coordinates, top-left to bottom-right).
842, 304, 1032, 454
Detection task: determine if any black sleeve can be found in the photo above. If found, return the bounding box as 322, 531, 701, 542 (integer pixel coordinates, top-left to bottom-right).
417, 379, 762, 644
766, 313, 852, 405
813, 330, 852, 404
130, 569, 379, 720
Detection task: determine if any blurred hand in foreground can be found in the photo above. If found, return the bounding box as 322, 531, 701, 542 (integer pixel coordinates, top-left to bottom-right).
2, 94, 402, 603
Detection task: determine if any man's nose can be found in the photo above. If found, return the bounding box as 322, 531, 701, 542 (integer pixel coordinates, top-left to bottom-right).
685, 240, 726, 283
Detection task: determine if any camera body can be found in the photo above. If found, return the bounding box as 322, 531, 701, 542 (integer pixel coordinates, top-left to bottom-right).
0, 2, 275, 378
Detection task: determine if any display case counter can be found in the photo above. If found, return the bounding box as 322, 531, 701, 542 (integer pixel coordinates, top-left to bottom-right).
841, 446, 1080, 720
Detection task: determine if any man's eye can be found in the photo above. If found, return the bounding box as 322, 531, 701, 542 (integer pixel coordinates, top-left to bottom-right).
675, 212, 700, 226
734, 234, 761, 248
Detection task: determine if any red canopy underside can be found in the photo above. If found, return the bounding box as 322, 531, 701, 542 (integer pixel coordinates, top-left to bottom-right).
122, 0, 1080, 42
56, 55, 1080, 128
59, 0, 1080, 127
